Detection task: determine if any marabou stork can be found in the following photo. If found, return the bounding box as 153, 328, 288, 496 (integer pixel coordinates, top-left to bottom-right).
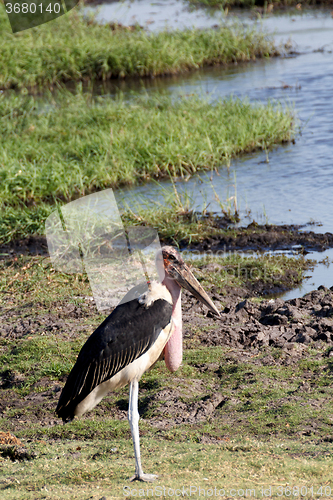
56, 246, 220, 481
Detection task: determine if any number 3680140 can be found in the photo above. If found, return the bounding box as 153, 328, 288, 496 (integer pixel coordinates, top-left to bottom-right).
5, 3, 61, 14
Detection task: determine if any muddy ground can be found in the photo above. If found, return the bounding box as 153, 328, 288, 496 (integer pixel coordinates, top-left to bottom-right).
1, 222, 333, 446
188, 221, 333, 253
1, 287, 333, 434
1, 282, 333, 441
184, 282, 333, 349
1, 222, 333, 257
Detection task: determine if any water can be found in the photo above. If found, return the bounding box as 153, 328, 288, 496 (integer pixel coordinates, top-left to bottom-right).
87, 3, 333, 297
184, 246, 333, 300
281, 248, 333, 300
85, 0, 225, 31
112, 11, 333, 232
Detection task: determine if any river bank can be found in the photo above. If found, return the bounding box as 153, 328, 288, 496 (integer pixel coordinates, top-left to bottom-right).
1, 6, 333, 496
0, 3, 280, 90
0, 90, 295, 244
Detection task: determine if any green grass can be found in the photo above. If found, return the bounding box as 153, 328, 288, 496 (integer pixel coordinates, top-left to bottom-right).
0, 436, 331, 499
193, 253, 312, 292
0, 252, 309, 317
1, 336, 333, 498
0, 204, 54, 245
0, 89, 295, 243
0, 253, 330, 498
0, 4, 279, 90
1, 435, 333, 499
0, 91, 295, 204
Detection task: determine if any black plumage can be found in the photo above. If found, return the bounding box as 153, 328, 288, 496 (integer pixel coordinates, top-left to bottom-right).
55, 246, 220, 481
56, 296, 173, 422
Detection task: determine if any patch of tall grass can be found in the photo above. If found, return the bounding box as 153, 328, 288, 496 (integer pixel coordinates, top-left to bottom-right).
0, 3, 280, 89
0, 205, 53, 244
0, 89, 295, 207
0, 89, 296, 242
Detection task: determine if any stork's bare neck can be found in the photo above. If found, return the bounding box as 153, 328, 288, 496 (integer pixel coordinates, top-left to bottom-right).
162, 273, 182, 373
159, 246, 219, 373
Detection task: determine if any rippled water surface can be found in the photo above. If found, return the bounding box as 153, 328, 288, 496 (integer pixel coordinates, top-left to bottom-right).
88, 3, 333, 295
112, 10, 333, 232
86, 0, 224, 30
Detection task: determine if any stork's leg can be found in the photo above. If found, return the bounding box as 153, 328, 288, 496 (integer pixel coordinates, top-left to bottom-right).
128, 379, 157, 482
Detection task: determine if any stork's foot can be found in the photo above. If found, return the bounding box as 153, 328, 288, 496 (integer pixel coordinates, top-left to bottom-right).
129, 473, 158, 482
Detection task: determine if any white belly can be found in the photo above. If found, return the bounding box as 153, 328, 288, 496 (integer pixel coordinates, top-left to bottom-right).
74, 321, 174, 417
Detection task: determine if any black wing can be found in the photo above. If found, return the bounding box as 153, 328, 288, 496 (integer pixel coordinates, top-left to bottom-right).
56, 295, 172, 421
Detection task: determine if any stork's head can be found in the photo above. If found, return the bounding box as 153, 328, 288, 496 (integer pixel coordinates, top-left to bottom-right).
157, 246, 220, 317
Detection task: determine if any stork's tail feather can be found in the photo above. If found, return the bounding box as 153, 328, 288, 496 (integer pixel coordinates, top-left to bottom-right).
58, 413, 75, 424
56, 400, 76, 423
57, 412, 75, 423
63, 417, 74, 424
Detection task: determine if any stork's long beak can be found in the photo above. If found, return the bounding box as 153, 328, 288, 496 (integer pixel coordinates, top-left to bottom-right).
172, 263, 220, 317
